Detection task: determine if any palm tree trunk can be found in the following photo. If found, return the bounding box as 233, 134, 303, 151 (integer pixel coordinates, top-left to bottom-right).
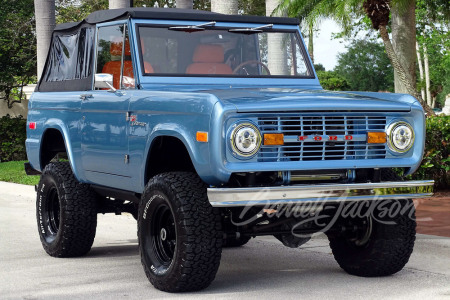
423, 45, 432, 107
109, 0, 130, 9
308, 24, 314, 64
391, 3, 416, 94
34, 0, 55, 81
379, 26, 434, 116
211, 0, 238, 14
415, 41, 426, 102
266, 0, 288, 75
177, 0, 193, 9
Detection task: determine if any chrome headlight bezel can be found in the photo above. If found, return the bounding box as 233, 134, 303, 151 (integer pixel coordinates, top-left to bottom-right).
387, 121, 415, 153
229, 122, 262, 158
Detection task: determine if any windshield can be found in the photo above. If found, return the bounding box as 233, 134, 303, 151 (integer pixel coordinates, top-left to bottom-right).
137, 26, 312, 78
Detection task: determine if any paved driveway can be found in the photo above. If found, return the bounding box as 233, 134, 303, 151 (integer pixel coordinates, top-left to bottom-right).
1, 181, 449, 299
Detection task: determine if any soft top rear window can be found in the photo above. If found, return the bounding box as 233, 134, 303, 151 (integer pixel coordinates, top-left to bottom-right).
38, 26, 95, 92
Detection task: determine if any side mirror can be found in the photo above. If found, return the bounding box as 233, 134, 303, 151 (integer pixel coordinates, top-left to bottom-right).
94, 73, 116, 91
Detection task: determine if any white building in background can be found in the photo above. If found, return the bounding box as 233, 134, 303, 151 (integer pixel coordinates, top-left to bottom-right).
442, 94, 450, 116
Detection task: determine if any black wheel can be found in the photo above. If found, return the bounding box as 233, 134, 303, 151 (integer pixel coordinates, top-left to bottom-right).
327, 170, 416, 277
36, 162, 97, 257
138, 172, 222, 292
223, 235, 251, 248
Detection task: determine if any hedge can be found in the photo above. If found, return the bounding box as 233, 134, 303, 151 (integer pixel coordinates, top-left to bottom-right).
0, 114, 449, 189
408, 115, 450, 189
0, 114, 27, 162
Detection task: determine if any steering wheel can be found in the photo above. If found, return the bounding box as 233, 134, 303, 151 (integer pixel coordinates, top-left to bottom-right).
232, 60, 271, 75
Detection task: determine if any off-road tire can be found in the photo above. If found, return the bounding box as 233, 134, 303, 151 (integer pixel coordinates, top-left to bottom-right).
223, 235, 251, 247
36, 162, 97, 257
327, 170, 416, 277
138, 172, 222, 292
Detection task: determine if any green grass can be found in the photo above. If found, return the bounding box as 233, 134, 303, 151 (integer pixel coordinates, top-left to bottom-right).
0, 160, 40, 185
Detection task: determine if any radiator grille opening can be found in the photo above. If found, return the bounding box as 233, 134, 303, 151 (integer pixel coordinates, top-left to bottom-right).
257, 115, 387, 162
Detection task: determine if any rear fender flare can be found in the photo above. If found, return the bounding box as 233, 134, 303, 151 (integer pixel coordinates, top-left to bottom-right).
40, 119, 81, 181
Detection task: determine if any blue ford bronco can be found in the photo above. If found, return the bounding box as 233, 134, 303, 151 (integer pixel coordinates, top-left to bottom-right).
26, 8, 434, 292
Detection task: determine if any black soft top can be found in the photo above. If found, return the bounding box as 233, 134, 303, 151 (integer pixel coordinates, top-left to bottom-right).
54, 7, 299, 31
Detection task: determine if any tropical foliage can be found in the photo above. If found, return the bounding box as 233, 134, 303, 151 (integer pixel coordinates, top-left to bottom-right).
275, 0, 439, 115
56, 0, 213, 24
408, 115, 450, 189
415, 0, 450, 108
55, 0, 271, 24
316, 71, 350, 91
0, 0, 36, 109
0, 115, 27, 162
334, 39, 394, 92
239, 0, 266, 15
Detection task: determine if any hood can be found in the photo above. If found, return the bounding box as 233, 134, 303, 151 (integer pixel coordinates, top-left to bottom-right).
202, 88, 413, 112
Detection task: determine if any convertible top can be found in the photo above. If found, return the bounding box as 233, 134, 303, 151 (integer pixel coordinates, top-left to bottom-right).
54, 7, 300, 31
40, 7, 300, 93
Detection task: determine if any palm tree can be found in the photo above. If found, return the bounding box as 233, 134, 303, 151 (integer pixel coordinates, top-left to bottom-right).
109, 0, 130, 9
415, 41, 426, 101
266, 0, 288, 75
391, 3, 416, 94
306, 24, 315, 63
177, 0, 193, 9
34, 0, 55, 80
211, 0, 238, 14
363, 1, 435, 115
276, 0, 435, 115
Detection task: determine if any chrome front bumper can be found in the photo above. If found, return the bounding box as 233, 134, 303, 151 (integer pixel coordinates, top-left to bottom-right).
207, 180, 434, 207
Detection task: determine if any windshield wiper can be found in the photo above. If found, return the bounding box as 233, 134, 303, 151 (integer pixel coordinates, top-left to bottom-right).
228, 24, 273, 34
169, 21, 216, 33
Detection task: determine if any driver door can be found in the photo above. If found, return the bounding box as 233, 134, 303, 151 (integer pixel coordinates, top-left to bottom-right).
81, 23, 135, 189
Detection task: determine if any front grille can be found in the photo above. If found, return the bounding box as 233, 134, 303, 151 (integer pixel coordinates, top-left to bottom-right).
257, 115, 387, 162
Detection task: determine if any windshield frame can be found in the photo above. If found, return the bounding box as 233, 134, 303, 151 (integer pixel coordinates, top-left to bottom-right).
134, 22, 315, 80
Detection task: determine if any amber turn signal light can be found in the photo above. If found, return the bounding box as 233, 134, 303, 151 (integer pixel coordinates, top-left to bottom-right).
367, 132, 387, 144
264, 133, 284, 145
196, 131, 208, 142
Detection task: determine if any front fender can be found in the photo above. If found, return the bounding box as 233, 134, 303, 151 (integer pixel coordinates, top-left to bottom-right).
140, 124, 215, 190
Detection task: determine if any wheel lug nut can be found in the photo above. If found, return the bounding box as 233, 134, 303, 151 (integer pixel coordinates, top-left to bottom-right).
160, 228, 167, 241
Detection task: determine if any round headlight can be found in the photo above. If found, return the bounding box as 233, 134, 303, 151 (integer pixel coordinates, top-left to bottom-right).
230, 123, 261, 157
387, 122, 415, 153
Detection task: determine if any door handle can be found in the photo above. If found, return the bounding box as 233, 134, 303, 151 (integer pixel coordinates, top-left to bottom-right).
80, 94, 93, 100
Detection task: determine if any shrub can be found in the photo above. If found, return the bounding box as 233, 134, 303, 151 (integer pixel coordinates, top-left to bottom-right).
317, 70, 350, 91
409, 115, 450, 189
0, 114, 27, 162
